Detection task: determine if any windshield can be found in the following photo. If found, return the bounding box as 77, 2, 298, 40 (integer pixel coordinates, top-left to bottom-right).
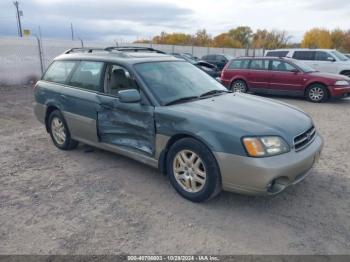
330, 51, 349, 61
290, 59, 317, 72
135, 61, 226, 105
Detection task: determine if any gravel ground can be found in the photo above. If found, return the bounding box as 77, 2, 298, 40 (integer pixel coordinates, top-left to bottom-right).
0, 85, 350, 255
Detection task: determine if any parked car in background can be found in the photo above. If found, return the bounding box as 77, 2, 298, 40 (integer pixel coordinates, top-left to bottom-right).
221, 56, 350, 102
201, 54, 233, 71
182, 53, 199, 61
172, 53, 220, 78
34, 47, 323, 202
265, 49, 350, 77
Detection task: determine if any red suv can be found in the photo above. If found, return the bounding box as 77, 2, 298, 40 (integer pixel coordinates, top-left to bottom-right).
221, 57, 350, 102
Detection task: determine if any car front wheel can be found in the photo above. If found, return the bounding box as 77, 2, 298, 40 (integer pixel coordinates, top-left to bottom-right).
166, 138, 221, 202
48, 110, 78, 150
306, 84, 329, 103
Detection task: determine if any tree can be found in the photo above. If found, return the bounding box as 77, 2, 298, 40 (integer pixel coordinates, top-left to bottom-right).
301, 28, 332, 49
193, 29, 212, 46
212, 33, 243, 48
228, 26, 253, 47
341, 31, 350, 52
331, 29, 345, 50
252, 29, 291, 49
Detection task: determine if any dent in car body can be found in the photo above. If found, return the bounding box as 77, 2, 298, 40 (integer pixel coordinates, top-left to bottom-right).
96, 94, 156, 155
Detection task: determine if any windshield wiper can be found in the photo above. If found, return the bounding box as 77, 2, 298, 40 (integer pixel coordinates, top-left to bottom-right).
164, 96, 199, 106
199, 89, 230, 98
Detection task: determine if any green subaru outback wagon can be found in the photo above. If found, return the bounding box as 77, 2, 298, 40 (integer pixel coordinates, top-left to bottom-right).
34, 47, 323, 202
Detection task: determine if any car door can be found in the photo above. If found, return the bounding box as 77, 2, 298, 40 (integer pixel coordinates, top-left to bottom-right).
246, 59, 270, 90
96, 64, 155, 156
268, 60, 304, 95
60, 60, 105, 144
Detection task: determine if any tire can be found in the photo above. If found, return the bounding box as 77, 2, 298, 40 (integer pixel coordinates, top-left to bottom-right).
166, 138, 221, 202
306, 84, 329, 103
231, 79, 248, 93
48, 110, 78, 150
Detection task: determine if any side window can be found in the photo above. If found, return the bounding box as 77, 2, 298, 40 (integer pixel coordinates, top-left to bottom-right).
106, 65, 138, 96
249, 59, 268, 70
69, 61, 104, 92
271, 60, 296, 72
315, 51, 334, 61
207, 55, 215, 60
228, 59, 250, 69
265, 51, 289, 57
292, 51, 315, 61
43, 61, 76, 84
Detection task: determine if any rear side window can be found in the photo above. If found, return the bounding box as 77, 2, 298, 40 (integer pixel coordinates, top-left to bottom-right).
265, 51, 288, 57
69, 61, 104, 92
292, 51, 315, 61
249, 59, 269, 70
228, 59, 249, 69
43, 61, 76, 84
271, 60, 297, 72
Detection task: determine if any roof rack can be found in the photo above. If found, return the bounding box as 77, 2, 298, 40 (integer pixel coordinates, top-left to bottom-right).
104, 46, 166, 54
64, 48, 106, 54
63, 46, 166, 55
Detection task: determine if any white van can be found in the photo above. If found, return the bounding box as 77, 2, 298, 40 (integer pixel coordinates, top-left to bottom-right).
265, 49, 350, 77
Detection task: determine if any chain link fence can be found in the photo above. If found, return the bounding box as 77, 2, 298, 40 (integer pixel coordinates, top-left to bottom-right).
0, 36, 264, 85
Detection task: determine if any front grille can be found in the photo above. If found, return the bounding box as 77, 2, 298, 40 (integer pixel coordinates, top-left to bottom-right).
294, 126, 316, 151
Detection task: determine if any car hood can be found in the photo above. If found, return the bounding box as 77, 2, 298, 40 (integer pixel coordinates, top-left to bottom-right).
309, 72, 350, 80
158, 93, 313, 146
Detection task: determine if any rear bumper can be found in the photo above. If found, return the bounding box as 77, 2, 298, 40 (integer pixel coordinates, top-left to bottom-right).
214, 134, 323, 195
329, 86, 350, 98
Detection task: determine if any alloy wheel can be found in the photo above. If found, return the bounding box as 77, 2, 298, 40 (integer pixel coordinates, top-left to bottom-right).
51, 117, 66, 145
173, 150, 206, 193
232, 81, 247, 93
309, 86, 324, 102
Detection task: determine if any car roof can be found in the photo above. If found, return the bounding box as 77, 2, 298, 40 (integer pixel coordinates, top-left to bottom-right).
54, 49, 181, 65
235, 56, 288, 60
267, 48, 336, 52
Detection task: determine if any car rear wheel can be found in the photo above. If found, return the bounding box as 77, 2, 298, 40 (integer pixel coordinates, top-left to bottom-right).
48, 110, 78, 150
231, 80, 247, 93
306, 84, 329, 103
166, 138, 221, 202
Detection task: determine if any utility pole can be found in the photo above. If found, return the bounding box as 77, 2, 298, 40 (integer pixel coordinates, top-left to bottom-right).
70, 22, 74, 40
13, 1, 23, 37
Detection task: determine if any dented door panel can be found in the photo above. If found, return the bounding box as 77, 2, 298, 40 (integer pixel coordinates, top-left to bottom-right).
97, 94, 155, 156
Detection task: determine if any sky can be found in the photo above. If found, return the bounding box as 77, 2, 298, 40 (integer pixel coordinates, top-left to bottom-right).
0, 0, 349, 43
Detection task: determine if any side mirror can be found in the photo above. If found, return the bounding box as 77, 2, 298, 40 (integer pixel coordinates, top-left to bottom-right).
118, 89, 141, 103
327, 57, 336, 62
290, 69, 300, 73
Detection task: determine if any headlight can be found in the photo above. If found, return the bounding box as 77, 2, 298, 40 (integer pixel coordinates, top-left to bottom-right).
242, 136, 289, 157
334, 80, 349, 86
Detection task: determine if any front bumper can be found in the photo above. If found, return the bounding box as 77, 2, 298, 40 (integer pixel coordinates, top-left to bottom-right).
214, 134, 323, 195
329, 85, 350, 98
